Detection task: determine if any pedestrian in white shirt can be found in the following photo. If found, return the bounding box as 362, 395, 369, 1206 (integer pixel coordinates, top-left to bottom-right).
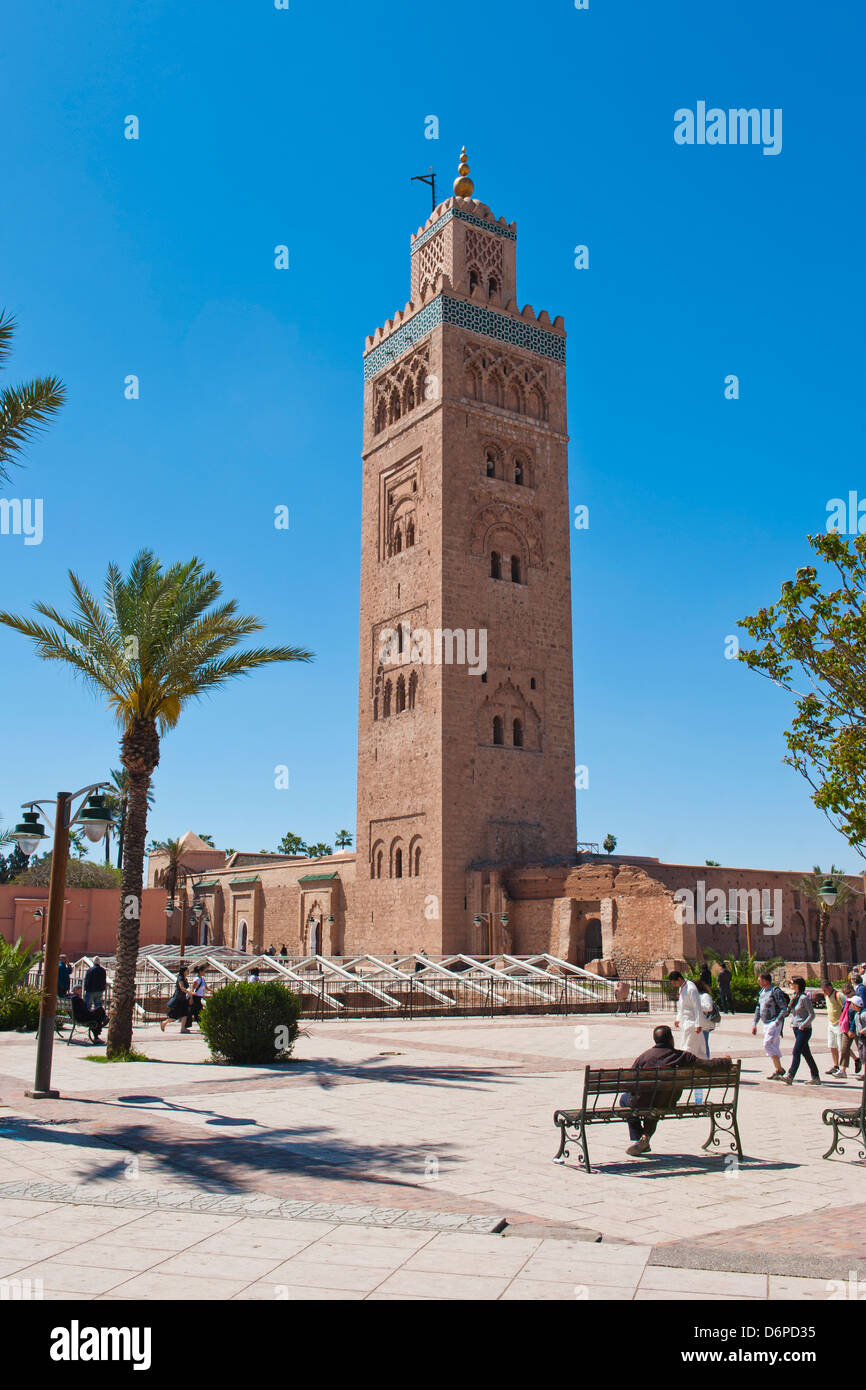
668, 970, 704, 1056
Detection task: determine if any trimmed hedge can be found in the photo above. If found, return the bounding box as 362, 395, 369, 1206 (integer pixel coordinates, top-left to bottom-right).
0, 986, 41, 1031
198, 980, 301, 1064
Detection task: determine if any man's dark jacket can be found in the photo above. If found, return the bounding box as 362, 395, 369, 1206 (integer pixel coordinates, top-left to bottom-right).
83, 964, 106, 992
624, 1045, 733, 1111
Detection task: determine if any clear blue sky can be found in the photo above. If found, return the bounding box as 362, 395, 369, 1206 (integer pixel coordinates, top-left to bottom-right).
1, 0, 863, 872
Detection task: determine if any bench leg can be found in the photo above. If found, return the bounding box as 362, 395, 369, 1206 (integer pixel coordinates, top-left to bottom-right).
703, 1107, 741, 1160
821, 1116, 842, 1161
552, 1114, 592, 1173
822, 1114, 866, 1161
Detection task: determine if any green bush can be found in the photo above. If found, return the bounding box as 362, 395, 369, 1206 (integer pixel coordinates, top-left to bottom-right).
0, 986, 41, 1031
198, 980, 301, 1064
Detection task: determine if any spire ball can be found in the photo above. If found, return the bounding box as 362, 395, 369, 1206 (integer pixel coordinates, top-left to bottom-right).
453, 145, 474, 198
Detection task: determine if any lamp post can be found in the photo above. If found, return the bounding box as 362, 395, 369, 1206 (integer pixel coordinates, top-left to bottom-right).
13, 784, 113, 1099
818, 879, 838, 978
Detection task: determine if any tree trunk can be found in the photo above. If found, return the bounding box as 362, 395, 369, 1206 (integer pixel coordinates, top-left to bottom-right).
106, 720, 159, 1057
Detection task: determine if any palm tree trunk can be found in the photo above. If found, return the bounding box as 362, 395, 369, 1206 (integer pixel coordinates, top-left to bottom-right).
106, 721, 159, 1057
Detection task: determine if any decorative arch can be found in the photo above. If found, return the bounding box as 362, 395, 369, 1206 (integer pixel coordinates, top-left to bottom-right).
370, 840, 385, 880
478, 680, 542, 751
389, 837, 405, 879
395, 673, 406, 714
409, 834, 422, 878
408, 669, 419, 710
469, 500, 544, 570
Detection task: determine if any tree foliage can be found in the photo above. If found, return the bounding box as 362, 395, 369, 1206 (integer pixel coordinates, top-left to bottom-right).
738, 533, 866, 857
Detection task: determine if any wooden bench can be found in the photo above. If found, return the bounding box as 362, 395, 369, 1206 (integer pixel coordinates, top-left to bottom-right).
822, 1074, 866, 1161
553, 1061, 743, 1173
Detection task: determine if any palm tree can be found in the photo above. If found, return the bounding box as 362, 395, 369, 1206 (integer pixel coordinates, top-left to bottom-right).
335, 829, 353, 850
0, 549, 313, 1055
148, 837, 184, 900
0, 310, 65, 487
107, 767, 153, 870
198, 833, 215, 847
792, 865, 858, 981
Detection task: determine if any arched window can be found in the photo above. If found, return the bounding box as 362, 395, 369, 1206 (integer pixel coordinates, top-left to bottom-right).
469, 268, 481, 292
490, 550, 501, 579
397, 624, 404, 656
488, 276, 499, 298
383, 680, 392, 717
408, 669, 418, 709
393, 528, 402, 554
414, 846, 421, 876
395, 848, 403, 879
511, 555, 521, 583
373, 696, 378, 721
403, 379, 415, 412
375, 400, 387, 434
376, 850, 383, 879
493, 716, 504, 745
486, 450, 496, 477
396, 674, 406, 714
389, 390, 401, 424
513, 718, 524, 747
406, 520, 415, 547
514, 459, 524, 485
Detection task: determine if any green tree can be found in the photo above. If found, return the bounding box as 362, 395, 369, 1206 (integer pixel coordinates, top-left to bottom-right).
277, 832, 307, 856
603, 833, 617, 855
0, 309, 65, 488
198, 833, 215, 847
306, 842, 333, 859
148, 837, 185, 904
791, 864, 859, 980
739, 533, 866, 858
705, 859, 720, 867
335, 829, 353, 850
0, 549, 313, 1055
108, 767, 154, 871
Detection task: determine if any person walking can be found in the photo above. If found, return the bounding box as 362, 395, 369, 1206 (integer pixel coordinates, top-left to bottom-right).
160, 966, 191, 1033
668, 970, 704, 1056
783, 977, 821, 1086
751, 972, 787, 1079
823, 979, 845, 1075
698, 982, 719, 1057
717, 962, 735, 1015
83, 956, 107, 1011
189, 965, 207, 1025
836, 983, 862, 1081
697, 962, 712, 992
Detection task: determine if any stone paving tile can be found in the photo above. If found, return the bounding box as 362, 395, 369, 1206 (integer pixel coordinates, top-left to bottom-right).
11, 1260, 136, 1295
402, 1245, 534, 1279
108, 1271, 254, 1300
153, 1249, 289, 1282
265, 1257, 392, 1293
374, 1268, 513, 1300
768, 1275, 836, 1300
638, 1266, 767, 1296
233, 1284, 365, 1301
51, 1243, 183, 1273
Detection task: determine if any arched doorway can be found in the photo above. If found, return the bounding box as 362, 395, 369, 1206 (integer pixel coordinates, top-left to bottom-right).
308, 918, 320, 956
200, 918, 210, 947
236, 919, 248, 953
584, 918, 602, 964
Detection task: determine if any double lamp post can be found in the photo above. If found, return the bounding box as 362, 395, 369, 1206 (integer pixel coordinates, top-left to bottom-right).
12, 785, 114, 1099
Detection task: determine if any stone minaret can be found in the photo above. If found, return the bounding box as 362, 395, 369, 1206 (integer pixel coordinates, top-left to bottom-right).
354, 149, 576, 954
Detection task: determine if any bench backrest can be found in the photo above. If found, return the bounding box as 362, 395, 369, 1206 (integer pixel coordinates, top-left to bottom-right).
582, 1062, 740, 1115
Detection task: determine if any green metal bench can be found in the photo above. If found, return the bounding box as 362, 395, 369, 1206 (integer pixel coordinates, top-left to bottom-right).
822, 1074, 866, 1161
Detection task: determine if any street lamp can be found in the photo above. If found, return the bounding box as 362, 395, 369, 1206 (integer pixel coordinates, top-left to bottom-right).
819, 880, 839, 910
12, 783, 114, 1098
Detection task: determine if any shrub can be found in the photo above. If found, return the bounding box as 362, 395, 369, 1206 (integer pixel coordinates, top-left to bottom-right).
0, 986, 41, 1031
198, 980, 301, 1064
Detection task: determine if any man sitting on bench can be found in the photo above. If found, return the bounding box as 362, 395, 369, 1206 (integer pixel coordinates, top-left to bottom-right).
70, 986, 108, 1043
622, 1024, 733, 1156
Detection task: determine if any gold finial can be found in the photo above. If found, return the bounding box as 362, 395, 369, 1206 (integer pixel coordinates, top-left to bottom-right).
453, 145, 474, 199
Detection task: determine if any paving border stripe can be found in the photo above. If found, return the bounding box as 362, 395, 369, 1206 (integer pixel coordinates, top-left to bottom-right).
649, 1245, 866, 1282
0, 1179, 505, 1234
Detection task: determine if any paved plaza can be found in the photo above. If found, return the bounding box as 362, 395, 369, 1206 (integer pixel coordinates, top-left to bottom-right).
0, 1011, 863, 1300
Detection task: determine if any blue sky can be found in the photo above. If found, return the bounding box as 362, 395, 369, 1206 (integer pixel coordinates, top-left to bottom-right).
0, 0, 863, 872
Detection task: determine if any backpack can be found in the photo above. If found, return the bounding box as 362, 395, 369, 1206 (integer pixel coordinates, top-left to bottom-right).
771, 986, 789, 1018
705, 999, 721, 1026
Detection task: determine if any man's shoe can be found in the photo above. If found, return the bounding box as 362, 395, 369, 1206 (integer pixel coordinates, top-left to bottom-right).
808, 1077, 822, 1086
783, 1074, 793, 1085
827, 1066, 839, 1075
626, 1136, 651, 1156
855, 1058, 862, 1075
837, 1070, 848, 1080
768, 1071, 786, 1080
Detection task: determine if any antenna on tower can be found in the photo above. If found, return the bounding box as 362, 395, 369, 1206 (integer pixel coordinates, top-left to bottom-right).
410, 167, 438, 213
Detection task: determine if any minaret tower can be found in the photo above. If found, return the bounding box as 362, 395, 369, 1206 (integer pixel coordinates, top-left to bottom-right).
353, 149, 576, 954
